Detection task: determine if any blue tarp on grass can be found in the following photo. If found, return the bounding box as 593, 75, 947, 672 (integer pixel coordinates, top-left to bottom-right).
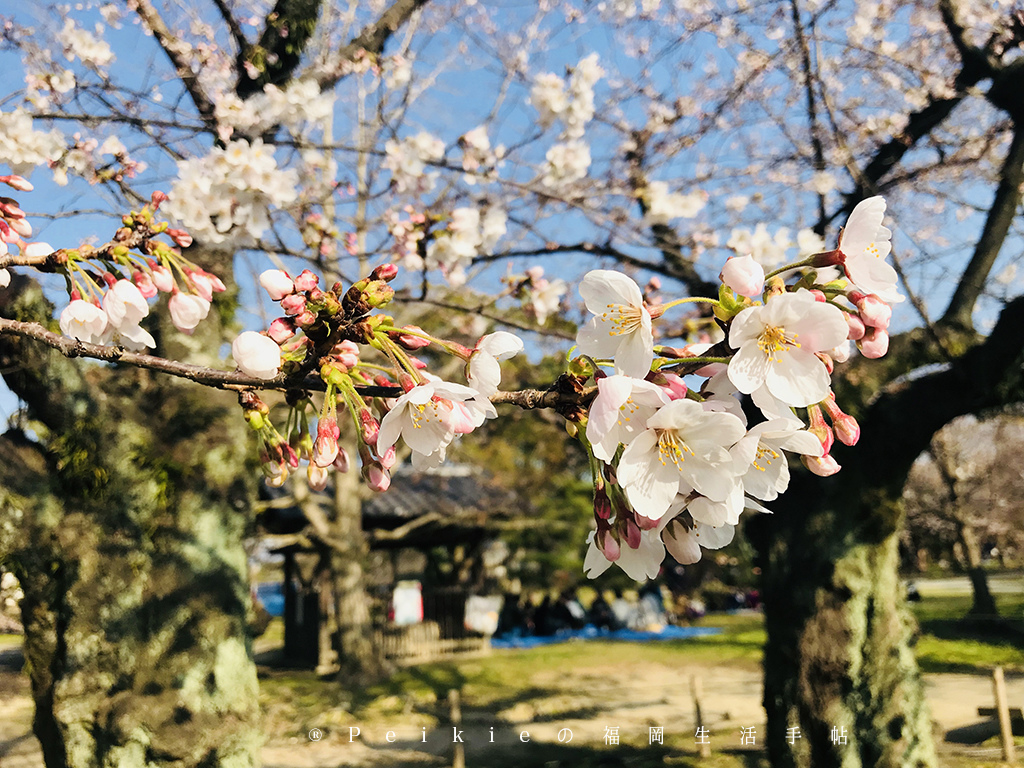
490, 624, 721, 649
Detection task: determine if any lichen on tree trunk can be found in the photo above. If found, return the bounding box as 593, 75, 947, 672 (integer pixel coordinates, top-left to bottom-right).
755, 475, 935, 768
0, 275, 263, 768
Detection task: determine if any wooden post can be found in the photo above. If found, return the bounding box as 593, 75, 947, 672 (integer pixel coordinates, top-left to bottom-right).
449, 688, 465, 768
691, 675, 711, 758
993, 666, 1016, 764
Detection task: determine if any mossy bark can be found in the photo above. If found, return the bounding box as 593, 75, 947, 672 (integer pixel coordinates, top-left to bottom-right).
0, 274, 262, 768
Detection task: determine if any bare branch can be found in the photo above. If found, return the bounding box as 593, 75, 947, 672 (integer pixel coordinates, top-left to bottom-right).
317, 0, 431, 90
942, 126, 1024, 329
210, 0, 250, 58
132, 0, 216, 122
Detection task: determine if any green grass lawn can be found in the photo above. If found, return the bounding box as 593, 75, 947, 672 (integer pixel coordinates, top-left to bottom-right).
910, 590, 1024, 674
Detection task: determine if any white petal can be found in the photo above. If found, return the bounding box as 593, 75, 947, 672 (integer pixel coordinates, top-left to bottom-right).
663, 522, 702, 564
477, 331, 523, 360
694, 522, 735, 550
576, 316, 621, 359
579, 270, 643, 315
613, 317, 654, 378
766, 350, 831, 407
727, 342, 770, 395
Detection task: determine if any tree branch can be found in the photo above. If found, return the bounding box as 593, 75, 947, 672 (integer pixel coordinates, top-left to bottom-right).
941, 125, 1024, 329
132, 0, 216, 123
317, 0, 431, 90
235, 0, 324, 98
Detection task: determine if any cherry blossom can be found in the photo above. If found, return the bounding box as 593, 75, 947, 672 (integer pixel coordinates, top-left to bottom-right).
466, 331, 524, 397
731, 419, 824, 502
231, 331, 281, 379
583, 528, 664, 581
617, 399, 746, 521
838, 196, 903, 304
727, 289, 848, 407
720, 254, 765, 298
661, 518, 735, 565
585, 375, 669, 462
168, 292, 211, 334
102, 279, 149, 329
59, 300, 109, 344
260, 269, 294, 301
576, 270, 654, 379
377, 381, 496, 469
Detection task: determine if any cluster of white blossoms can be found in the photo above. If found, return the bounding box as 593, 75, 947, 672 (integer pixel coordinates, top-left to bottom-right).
459, 126, 505, 184
57, 19, 114, 69
163, 139, 299, 247
383, 132, 445, 194
578, 197, 901, 581
642, 181, 706, 225
727, 224, 825, 269
425, 206, 507, 286
0, 109, 64, 178
504, 266, 569, 325
532, 54, 603, 189
214, 80, 334, 139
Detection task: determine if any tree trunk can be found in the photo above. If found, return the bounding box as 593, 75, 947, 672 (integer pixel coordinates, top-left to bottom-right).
330, 440, 388, 685
0, 275, 262, 768
957, 523, 997, 616
754, 474, 936, 768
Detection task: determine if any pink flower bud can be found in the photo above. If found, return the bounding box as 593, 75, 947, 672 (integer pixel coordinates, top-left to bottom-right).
293, 269, 319, 292
363, 462, 391, 492
150, 190, 169, 209
268, 317, 296, 343
166, 228, 193, 248
846, 313, 866, 340
333, 448, 350, 473
263, 460, 289, 487
656, 372, 688, 401
815, 352, 834, 375
855, 294, 892, 330
807, 404, 834, 454
150, 264, 175, 292
9, 217, 31, 238
260, 269, 295, 301
335, 340, 359, 369
809, 289, 827, 302
391, 325, 431, 350
307, 464, 329, 491
379, 444, 397, 470
370, 263, 399, 282
594, 487, 611, 520
0, 202, 25, 219
598, 530, 620, 562
23, 242, 53, 258
133, 270, 158, 299
857, 327, 889, 359
802, 453, 841, 477
720, 254, 765, 298
294, 310, 317, 327
0, 175, 33, 192
280, 293, 306, 316
623, 517, 642, 550
188, 269, 214, 301
359, 409, 380, 445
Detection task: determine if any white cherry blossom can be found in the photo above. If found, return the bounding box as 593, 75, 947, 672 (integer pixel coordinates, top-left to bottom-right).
102, 279, 149, 329
576, 270, 654, 379
232, 331, 282, 379
661, 517, 735, 565
731, 419, 824, 502
377, 381, 496, 468
168, 292, 210, 334
839, 196, 903, 304
617, 399, 746, 521
727, 289, 848, 407
59, 299, 109, 344
466, 331, 524, 397
583, 528, 664, 581
585, 375, 669, 462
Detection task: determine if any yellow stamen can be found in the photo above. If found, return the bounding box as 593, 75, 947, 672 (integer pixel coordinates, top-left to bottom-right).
752, 444, 780, 472
757, 326, 800, 362
600, 303, 643, 337
657, 430, 695, 468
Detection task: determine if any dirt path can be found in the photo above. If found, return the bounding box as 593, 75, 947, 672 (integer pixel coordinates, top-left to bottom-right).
2, 642, 1020, 767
